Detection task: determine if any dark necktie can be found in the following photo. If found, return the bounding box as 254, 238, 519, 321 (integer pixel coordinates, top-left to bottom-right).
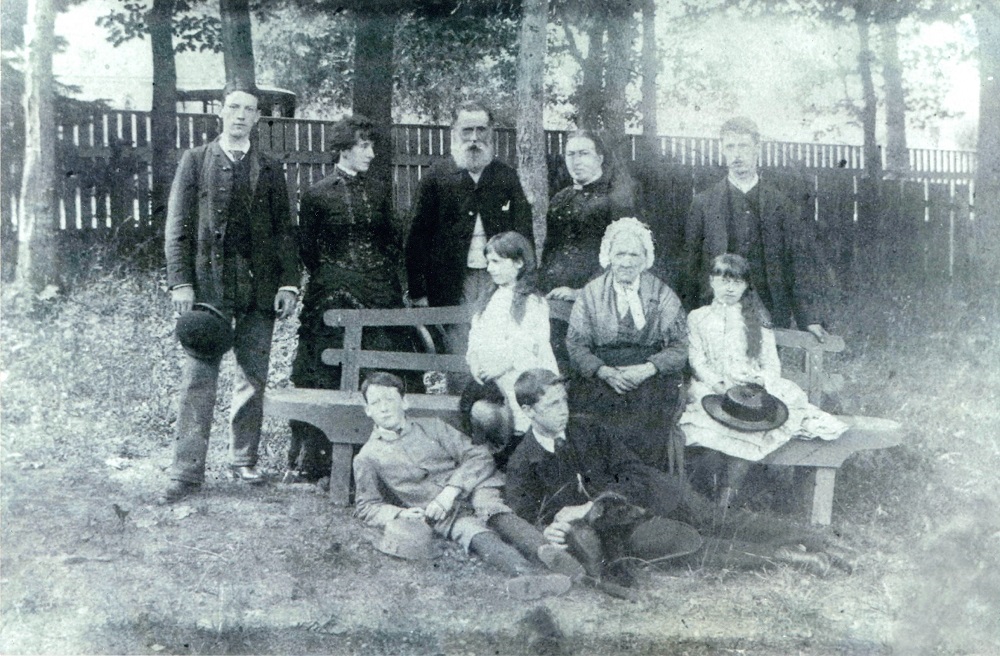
229, 150, 246, 162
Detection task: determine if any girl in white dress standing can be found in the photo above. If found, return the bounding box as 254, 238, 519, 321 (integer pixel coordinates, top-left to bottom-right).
679, 253, 847, 501
461, 231, 559, 468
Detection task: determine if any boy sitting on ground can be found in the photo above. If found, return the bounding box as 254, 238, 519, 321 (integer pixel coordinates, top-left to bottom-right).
505, 369, 853, 584
353, 371, 584, 599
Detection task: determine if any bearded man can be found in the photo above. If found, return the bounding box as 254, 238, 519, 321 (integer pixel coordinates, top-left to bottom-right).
405, 102, 533, 325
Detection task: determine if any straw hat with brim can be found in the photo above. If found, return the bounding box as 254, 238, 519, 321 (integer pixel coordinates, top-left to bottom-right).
376, 517, 443, 560
702, 383, 789, 432
175, 303, 234, 361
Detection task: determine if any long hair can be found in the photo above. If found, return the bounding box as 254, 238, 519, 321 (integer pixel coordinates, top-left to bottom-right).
473, 231, 538, 325
709, 253, 772, 360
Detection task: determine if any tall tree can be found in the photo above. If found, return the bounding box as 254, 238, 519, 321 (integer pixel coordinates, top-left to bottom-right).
516, 0, 549, 254
638, 0, 658, 157
603, 1, 631, 151
972, 3, 1000, 283
854, 4, 881, 227
148, 0, 178, 232
220, 0, 255, 85
16, 0, 57, 291
353, 6, 396, 196
880, 17, 909, 176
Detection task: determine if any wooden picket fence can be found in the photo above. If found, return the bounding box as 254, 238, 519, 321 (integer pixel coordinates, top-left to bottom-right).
0, 110, 978, 281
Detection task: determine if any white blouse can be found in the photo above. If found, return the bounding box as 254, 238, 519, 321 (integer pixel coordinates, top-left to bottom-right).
466, 288, 559, 431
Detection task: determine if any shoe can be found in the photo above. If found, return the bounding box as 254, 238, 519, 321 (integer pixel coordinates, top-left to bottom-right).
280, 469, 303, 484
232, 466, 266, 484
774, 545, 832, 577
159, 480, 201, 504
537, 544, 586, 581
506, 573, 572, 600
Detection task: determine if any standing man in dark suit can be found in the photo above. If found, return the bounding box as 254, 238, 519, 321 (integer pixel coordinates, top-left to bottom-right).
405, 101, 533, 353
162, 81, 300, 503
683, 117, 828, 341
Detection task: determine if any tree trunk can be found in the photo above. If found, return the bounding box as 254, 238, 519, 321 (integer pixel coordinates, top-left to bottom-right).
516, 0, 549, 256
880, 18, 909, 178
855, 14, 881, 242
148, 0, 177, 237
856, 16, 880, 181
638, 0, 659, 159
16, 0, 57, 292
971, 5, 1000, 284
576, 20, 604, 129
220, 0, 256, 86
604, 2, 631, 155
352, 7, 397, 214
603, 1, 638, 221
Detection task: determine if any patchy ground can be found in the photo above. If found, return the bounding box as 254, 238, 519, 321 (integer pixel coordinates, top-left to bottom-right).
1, 271, 999, 655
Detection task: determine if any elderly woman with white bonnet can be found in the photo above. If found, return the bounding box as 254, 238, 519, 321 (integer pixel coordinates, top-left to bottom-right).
565, 217, 688, 470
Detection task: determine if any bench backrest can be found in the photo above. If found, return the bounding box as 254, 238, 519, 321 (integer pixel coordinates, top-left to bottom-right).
320, 300, 842, 404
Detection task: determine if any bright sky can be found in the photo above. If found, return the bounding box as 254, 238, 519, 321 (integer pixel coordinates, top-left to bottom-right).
53, 0, 979, 148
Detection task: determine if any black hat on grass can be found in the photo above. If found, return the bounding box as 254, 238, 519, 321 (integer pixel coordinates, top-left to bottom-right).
175, 303, 233, 361
702, 383, 788, 432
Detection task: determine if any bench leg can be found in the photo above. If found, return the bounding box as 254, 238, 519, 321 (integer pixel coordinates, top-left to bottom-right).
808, 467, 837, 526
328, 443, 354, 506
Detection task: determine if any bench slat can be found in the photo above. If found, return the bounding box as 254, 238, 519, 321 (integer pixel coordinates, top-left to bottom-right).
321, 349, 470, 373
773, 328, 845, 353
324, 305, 471, 327
762, 416, 903, 468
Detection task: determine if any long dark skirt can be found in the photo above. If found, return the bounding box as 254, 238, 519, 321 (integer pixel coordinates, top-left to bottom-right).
288, 288, 421, 480
569, 344, 682, 471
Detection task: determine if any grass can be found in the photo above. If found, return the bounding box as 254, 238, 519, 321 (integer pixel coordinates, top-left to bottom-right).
1, 266, 999, 654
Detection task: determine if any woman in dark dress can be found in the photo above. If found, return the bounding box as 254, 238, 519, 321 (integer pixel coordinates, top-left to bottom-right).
539, 130, 636, 368
288, 115, 416, 482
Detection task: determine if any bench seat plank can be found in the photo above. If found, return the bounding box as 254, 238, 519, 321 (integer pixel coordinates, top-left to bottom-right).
762, 416, 903, 468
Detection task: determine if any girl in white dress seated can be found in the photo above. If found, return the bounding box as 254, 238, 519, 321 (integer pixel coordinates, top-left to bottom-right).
461, 231, 559, 469
679, 253, 847, 504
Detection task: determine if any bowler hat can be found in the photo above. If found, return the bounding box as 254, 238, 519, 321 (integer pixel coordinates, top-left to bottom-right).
175, 303, 233, 361
376, 517, 443, 560
702, 383, 789, 432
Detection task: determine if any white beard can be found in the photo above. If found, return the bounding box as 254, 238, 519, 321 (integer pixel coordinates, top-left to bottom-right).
451, 140, 494, 174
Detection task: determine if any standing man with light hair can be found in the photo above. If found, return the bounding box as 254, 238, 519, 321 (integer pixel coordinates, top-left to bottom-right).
683, 117, 828, 341
405, 101, 533, 361
162, 81, 300, 503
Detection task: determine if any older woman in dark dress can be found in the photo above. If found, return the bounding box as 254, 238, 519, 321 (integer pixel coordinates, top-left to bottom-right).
539, 130, 636, 368
565, 218, 687, 471
288, 115, 416, 482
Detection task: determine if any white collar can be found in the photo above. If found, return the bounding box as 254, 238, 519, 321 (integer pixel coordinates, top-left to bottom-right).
337, 164, 358, 177
728, 172, 759, 195
219, 135, 251, 156
533, 429, 566, 454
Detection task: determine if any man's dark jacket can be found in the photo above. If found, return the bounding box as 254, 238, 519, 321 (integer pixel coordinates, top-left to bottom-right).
165, 139, 299, 314
682, 177, 819, 328
405, 157, 532, 306
504, 418, 677, 527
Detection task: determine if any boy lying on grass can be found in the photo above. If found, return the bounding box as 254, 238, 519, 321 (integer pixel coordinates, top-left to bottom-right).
353, 372, 584, 599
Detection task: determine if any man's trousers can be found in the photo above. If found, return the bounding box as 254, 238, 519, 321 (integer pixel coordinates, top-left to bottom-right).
169, 310, 275, 484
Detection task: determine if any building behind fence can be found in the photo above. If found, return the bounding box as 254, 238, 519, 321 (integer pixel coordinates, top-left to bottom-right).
0, 110, 977, 282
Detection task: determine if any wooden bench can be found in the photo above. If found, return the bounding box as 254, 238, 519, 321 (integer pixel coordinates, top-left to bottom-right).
751, 329, 902, 524
263, 302, 902, 524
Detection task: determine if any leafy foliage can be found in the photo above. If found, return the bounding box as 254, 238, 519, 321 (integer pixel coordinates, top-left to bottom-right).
254, 2, 353, 115
96, 0, 222, 53
394, 11, 519, 122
